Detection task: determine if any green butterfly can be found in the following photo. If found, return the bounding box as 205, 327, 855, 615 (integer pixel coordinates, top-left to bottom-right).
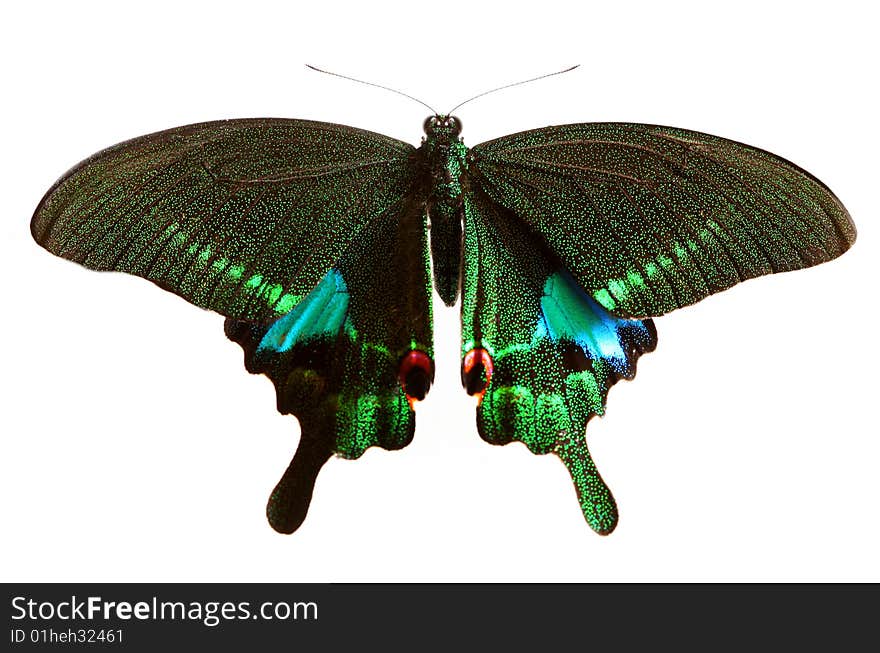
31, 111, 855, 535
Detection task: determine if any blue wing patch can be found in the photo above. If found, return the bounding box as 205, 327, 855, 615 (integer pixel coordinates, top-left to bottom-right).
538, 270, 655, 380
258, 268, 350, 354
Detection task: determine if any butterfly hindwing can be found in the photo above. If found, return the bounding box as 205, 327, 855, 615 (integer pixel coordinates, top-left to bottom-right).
469, 122, 856, 318
31, 118, 418, 323
226, 192, 433, 533
460, 183, 656, 534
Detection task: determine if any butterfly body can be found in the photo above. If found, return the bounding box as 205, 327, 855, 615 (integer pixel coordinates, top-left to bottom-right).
422, 115, 467, 306
31, 112, 855, 535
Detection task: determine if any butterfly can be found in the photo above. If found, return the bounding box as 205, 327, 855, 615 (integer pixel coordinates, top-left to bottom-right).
31, 102, 855, 536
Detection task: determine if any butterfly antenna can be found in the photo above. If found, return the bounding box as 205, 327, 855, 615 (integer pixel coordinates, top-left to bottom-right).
446, 65, 580, 115
306, 64, 438, 115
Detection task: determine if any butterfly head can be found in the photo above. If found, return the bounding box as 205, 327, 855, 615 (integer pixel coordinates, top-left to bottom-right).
423, 115, 463, 141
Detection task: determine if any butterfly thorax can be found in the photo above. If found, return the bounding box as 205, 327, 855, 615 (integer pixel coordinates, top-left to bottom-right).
421, 115, 467, 306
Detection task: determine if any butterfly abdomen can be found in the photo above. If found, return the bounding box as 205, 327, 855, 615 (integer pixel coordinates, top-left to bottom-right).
427, 193, 463, 307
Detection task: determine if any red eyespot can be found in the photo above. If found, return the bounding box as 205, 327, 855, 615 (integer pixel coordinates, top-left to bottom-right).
461, 348, 493, 403
398, 350, 434, 405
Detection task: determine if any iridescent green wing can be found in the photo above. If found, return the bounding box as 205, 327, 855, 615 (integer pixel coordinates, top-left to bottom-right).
460, 182, 656, 534
32, 118, 417, 322
226, 194, 433, 533
469, 123, 856, 318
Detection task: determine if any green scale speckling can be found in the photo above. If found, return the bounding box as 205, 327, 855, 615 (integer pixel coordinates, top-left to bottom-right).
32, 112, 855, 535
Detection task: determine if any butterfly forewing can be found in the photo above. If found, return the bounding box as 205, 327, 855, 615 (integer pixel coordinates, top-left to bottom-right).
468, 123, 856, 318
32, 118, 418, 323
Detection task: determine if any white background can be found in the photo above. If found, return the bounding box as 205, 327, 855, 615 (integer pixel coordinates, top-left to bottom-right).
1, 0, 877, 582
